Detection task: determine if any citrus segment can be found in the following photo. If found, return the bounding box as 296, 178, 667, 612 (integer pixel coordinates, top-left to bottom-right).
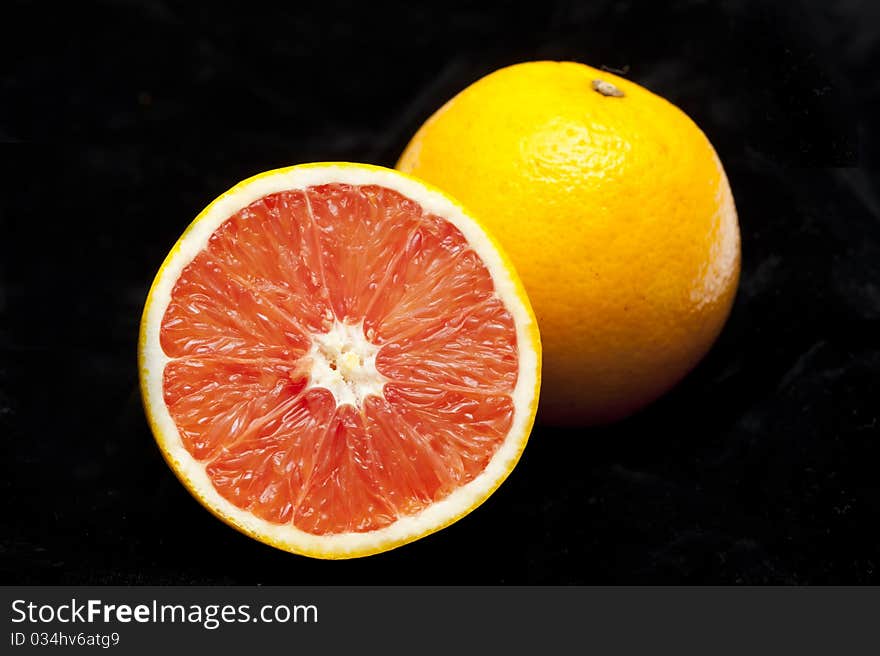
140, 164, 540, 558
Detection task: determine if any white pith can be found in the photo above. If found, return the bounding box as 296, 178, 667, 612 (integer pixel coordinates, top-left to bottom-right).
306, 320, 386, 409
140, 163, 539, 557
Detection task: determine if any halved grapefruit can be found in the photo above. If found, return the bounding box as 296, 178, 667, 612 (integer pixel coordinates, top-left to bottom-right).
139, 163, 541, 558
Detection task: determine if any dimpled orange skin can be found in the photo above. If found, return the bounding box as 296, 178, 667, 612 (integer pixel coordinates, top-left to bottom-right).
398, 61, 740, 425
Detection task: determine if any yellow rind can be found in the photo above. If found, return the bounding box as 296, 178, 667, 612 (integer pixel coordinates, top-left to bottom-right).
138, 162, 541, 559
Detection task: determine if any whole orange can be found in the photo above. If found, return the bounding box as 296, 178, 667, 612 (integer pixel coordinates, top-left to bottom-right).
398, 61, 740, 425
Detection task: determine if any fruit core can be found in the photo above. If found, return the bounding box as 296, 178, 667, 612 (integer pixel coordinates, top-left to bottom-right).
307, 320, 386, 409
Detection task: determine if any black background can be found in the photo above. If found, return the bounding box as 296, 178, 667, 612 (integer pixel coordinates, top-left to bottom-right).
1, 0, 878, 584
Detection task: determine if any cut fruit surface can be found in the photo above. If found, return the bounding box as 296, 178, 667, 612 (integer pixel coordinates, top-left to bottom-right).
139, 163, 540, 558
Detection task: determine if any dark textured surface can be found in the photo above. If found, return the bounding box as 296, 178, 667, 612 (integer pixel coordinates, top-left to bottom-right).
1, 0, 878, 584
